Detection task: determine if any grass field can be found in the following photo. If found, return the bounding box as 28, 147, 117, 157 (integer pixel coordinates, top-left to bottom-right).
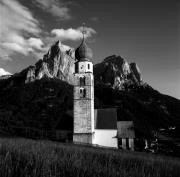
0, 138, 179, 177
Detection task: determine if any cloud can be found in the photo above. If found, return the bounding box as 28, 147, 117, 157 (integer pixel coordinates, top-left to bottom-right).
0, 0, 40, 35
1, 43, 28, 55
0, 0, 44, 60
0, 68, 11, 76
33, 0, 71, 20
27, 38, 44, 50
51, 27, 96, 41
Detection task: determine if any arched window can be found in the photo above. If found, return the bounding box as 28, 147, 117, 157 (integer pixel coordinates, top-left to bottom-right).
83, 89, 86, 97
80, 76, 85, 86
80, 88, 86, 98
75, 63, 78, 73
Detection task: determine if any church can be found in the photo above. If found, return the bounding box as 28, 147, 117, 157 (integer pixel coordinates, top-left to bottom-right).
72, 27, 135, 149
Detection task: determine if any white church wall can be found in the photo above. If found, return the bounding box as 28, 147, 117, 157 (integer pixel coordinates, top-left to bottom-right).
93, 129, 118, 148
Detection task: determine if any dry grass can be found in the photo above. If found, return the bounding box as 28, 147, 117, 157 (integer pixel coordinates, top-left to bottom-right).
0, 138, 179, 177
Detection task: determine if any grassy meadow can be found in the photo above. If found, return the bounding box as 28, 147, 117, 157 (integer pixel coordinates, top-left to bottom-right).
0, 138, 179, 177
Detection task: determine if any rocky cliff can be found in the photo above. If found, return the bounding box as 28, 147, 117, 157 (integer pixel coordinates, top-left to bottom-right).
20, 41, 75, 85
94, 55, 143, 89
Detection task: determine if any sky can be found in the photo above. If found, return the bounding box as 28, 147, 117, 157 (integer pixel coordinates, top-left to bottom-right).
0, 0, 179, 99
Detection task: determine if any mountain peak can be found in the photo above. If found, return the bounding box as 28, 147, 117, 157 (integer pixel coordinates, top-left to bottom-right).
20, 41, 75, 84
94, 55, 143, 89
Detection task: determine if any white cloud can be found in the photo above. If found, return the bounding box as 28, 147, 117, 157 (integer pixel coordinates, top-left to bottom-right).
0, 68, 11, 76
27, 38, 44, 50
0, 0, 40, 35
0, 0, 43, 60
51, 27, 96, 41
1, 43, 28, 55
33, 0, 71, 20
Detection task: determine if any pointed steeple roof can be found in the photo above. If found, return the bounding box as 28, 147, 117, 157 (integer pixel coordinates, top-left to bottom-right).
75, 23, 93, 62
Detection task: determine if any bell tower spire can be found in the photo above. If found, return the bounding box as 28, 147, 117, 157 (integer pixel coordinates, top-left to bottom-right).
82, 23, 87, 42
82, 22, 86, 41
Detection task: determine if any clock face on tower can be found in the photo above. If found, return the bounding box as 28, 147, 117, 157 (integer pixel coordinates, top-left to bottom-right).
80, 65, 84, 70
80, 64, 85, 72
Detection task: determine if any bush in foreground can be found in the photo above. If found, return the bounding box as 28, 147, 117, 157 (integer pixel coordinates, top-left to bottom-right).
0, 138, 179, 177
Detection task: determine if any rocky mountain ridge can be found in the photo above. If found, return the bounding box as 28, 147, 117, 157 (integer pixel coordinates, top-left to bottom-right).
94, 55, 143, 89
24, 41, 75, 84
3, 40, 143, 90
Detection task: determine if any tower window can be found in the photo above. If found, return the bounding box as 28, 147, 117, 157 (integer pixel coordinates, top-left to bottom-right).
75, 63, 78, 73
88, 64, 90, 70
80, 88, 86, 98
83, 89, 86, 97
126, 138, 129, 149
80, 76, 85, 86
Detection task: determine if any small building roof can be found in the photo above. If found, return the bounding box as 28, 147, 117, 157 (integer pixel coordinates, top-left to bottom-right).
94, 108, 117, 129
117, 121, 135, 138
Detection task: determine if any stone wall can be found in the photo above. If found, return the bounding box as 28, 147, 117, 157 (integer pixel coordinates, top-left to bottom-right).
73, 133, 93, 144
74, 99, 94, 133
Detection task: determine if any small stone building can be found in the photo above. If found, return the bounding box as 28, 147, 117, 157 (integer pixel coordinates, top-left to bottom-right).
117, 121, 135, 150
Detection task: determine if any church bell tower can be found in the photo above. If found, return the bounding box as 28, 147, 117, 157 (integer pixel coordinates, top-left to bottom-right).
73, 24, 94, 144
